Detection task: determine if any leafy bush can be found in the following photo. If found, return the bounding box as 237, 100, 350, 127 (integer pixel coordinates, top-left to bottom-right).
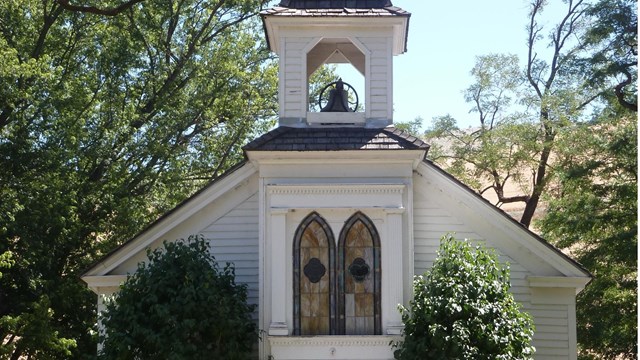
393, 235, 535, 359
99, 235, 257, 360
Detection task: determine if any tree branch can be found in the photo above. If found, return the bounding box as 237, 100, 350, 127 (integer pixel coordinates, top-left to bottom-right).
614, 69, 638, 112
56, 0, 144, 16
527, 0, 544, 98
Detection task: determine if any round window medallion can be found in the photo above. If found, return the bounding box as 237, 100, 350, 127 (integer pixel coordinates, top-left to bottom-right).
303, 258, 326, 283
348, 257, 370, 282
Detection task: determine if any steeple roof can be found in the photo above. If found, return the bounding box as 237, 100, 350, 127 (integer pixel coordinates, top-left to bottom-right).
278, 0, 393, 8
243, 126, 429, 152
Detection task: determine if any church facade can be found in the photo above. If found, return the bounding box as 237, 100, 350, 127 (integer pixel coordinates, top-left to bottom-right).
83, 1, 591, 359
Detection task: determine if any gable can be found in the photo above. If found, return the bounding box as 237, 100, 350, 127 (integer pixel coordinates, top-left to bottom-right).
83, 162, 259, 277
413, 160, 590, 278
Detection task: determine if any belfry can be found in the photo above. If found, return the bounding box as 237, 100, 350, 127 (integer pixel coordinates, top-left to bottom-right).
261, 0, 410, 128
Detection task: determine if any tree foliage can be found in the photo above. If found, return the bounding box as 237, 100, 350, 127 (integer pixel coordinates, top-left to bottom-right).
424, 1, 637, 357
540, 107, 637, 359
394, 116, 424, 137
426, 0, 636, 228
100, 235, 257, 359
307, 64, 341, 112
582, 0, 637, 111
393, 235, 535, 360
0, 0, 275, 358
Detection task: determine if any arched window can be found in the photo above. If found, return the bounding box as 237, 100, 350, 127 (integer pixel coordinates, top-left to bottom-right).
337, 212, 381, 335
293, 212, 336, 335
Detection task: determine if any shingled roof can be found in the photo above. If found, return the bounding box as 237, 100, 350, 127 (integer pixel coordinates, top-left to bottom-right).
278, 0, 393, 8
243, 126, 429, 152
262, 0, 409, 17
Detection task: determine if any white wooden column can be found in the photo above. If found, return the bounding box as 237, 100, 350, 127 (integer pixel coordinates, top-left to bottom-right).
384, 207, 405, 335
95, 287, 119, 352
269, 208, 289, 335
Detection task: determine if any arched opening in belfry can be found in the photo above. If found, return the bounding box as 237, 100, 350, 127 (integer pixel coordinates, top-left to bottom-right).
307, 38, 366, 114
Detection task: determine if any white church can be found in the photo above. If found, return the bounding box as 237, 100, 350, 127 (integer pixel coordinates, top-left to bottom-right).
82, 1, 591, 359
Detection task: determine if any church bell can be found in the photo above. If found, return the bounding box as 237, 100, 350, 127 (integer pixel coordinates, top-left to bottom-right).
320, 79, 352, 112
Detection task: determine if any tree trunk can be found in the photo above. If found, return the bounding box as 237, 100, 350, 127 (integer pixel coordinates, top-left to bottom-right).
520, 131, 554, 227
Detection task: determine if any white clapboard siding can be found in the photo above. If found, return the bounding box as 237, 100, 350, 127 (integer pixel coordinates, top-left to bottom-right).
201, 193, 260, 317
528, 303, 572, 359
412, 187, 526, 293
361, 37, 390, 119
412, 170, 578, 359
281, 37, 314, 118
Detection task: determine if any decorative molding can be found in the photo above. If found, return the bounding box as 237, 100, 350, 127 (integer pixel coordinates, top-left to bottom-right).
386, 325, 403, 335
527, 276, 591, 289
269, 335, 399, 347
269, 322, 290, 336
307, 112, 366, 125
270, 208, 291, 215
82, 275, 127, 292
383, 207, 405, 214
268, 184, 405, 196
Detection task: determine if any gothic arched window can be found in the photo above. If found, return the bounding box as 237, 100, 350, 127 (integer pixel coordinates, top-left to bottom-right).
293, 212, 336, 335
337, 212, 382, 335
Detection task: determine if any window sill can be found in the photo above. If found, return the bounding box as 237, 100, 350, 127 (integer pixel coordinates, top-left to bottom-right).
269, 335, 400, 360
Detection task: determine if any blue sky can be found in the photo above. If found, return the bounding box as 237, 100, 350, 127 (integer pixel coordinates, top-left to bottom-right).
334, 1, 567, 130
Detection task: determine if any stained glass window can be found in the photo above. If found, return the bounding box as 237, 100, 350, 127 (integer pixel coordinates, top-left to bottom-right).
293, 211, 381, 336
293, 212, 336, 335
338, 212, 381, 335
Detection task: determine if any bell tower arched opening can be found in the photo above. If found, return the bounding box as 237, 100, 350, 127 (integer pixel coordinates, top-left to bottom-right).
308, 63, 365, 113
305, 37, 369, 125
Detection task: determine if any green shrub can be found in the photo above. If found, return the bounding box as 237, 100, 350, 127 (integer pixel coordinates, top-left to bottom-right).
393, 235, 535, 360
99, 235, 257, 360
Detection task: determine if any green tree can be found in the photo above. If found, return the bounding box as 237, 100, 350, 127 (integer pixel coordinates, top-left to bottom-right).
581, 0, 637, 111
0, 1, 275, 358
426, 0, 602, 228
308, 64, 340, 112
395, 117, 424, 137
540, 109, 637, 359
393, 235, 535, 360
100, 235, 257, 360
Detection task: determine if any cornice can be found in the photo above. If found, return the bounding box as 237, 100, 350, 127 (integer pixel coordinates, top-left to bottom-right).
267, 183, 405, 196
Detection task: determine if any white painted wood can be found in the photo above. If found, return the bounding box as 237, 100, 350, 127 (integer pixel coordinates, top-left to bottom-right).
413, 162, 590, 278
268, 184, 405, 209
82, 163, 257, 277
527, 304, 572, 359
248, 150, 426, 173
411, 163, 588, 359
202, 194, 260, 311
307, 112, 366, 125
83, 275, 127, 293
383, 208, 404, 334
528, 276, 590, 292
268, 208, 290, 335
262, 18, 409, 56
258, 176, 268, 357
83, 154, 588, 360
263, 182, 409, 340
263, 14, 408, 125
269, 335, 401, 360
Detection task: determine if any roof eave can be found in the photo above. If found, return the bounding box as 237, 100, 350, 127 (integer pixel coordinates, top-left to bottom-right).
261, 9, 410, 54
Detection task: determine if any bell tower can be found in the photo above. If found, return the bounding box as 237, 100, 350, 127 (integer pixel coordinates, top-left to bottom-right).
261, 0, 410, 128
